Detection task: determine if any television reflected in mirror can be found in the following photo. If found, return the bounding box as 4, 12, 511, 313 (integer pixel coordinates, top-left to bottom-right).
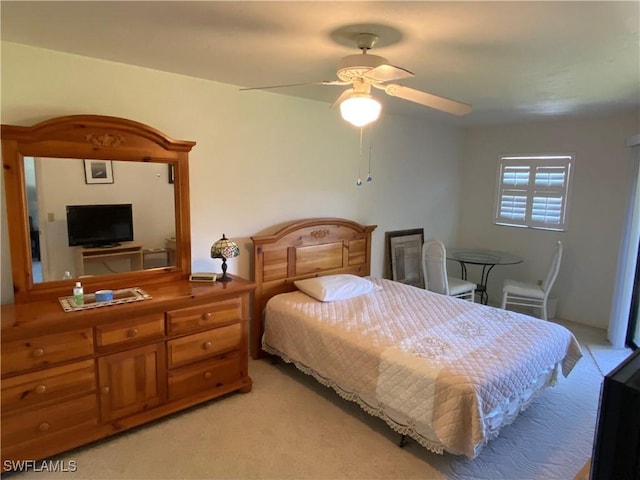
66, 204, 134, 247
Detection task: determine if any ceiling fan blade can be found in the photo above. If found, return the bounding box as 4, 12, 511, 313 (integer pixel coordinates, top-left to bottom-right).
364, 64, 414, 83
330, 88, 355, 109
384, 84, 472, 116
239, 80, 348, 91
240, 82, 316, 91
320, 80, 351, 86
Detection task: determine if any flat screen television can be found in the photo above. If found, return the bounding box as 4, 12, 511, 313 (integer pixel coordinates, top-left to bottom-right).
590, 348, 640, 480
66, 204, 134, 248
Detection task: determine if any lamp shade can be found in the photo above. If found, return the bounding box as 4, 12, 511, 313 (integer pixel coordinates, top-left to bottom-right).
211, 234, 239, 282
211, 234, 239, 259
339, 94, 382, 127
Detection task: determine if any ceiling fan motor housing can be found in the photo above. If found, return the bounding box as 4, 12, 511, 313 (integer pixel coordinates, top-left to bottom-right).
337, 54, 389, 82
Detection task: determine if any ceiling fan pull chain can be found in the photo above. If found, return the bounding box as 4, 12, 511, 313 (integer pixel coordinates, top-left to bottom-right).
356, 127, 363, 186
366, 144, 373, 183
366, 126, 373, 183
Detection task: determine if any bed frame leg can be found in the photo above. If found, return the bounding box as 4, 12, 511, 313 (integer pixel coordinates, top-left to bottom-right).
398, 434, 408, 448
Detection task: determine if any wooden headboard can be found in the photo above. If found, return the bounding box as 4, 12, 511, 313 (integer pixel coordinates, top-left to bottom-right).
250, 218, 377, 358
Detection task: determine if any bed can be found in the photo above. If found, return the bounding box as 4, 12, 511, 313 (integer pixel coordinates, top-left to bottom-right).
251, 218, 583, 459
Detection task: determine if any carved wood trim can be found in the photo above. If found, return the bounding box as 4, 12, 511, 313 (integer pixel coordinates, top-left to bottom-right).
85, 133, 125, 148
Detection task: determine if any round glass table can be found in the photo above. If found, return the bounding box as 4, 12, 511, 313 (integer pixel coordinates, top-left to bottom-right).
446, 248, 523, 304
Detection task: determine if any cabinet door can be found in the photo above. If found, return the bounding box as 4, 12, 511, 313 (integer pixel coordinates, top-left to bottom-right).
97, 343, 166, 423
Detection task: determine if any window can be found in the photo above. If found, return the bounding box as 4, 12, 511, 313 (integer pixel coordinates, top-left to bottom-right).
494, 155, 572, 231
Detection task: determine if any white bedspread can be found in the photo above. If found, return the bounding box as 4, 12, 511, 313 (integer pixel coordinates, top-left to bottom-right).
262, 277, 583, 459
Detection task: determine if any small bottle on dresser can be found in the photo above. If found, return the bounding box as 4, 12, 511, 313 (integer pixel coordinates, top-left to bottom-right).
73, 281, 84, 305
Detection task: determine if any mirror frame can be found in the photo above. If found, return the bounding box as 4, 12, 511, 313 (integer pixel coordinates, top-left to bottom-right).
1, 115, 195, 303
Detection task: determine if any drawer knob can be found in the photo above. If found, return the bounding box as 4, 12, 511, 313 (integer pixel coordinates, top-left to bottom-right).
203, 371, 212, 380
38, 422, 50, 432
202, 312, 212, 320
32, 348, 44, 358
101, 386, 110, 394
35, 384, 47, 394
127, 328, 138, 338
203, 341, 212, 350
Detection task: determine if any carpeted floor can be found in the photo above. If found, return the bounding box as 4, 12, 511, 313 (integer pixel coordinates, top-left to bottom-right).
6, 320, 634, 480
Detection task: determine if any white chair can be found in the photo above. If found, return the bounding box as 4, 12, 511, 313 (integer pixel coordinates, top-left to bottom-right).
422, 239, 475, 302
501, 241, 563, 320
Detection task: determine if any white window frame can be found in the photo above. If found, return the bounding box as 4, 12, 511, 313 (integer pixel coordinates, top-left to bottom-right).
494, 154, 573, 231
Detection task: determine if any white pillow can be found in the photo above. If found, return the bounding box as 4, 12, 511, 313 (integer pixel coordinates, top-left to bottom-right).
294, 274, 380, 302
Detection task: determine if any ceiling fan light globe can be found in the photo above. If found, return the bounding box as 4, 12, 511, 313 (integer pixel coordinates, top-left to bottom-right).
339, 95, 381, 127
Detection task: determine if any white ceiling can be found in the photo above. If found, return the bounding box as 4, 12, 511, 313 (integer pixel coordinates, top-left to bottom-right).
1, 1, 639, 126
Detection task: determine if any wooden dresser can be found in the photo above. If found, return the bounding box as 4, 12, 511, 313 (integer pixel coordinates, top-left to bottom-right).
1, 276, 254, 465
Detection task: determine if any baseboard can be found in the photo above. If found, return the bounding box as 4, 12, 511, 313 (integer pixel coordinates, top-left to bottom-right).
573, 458, 590, 480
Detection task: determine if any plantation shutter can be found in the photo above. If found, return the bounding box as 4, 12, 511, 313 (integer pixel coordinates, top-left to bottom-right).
497, 165, 530, 225
495, 156, 572, 231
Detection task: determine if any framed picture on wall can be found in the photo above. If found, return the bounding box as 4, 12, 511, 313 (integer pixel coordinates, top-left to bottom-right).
84, 159, 114, 184
386, 228, 425, 288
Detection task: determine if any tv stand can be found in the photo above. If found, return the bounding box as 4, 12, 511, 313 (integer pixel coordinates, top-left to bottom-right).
74, 242, 143, 277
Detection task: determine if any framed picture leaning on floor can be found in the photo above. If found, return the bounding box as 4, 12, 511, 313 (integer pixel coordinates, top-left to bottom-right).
386, 228, 424, 288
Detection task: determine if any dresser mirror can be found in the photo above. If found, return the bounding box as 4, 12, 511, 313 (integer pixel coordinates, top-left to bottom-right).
1, 115, 195, 303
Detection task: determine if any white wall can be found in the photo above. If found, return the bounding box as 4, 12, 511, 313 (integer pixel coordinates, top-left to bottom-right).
459, 113, 640, 328
0, 42, 463, 303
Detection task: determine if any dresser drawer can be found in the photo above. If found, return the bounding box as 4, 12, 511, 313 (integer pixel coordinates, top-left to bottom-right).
2, 329, 94, 376
96, 314, 165, 348
168, 353, 242, 400
166, 298, 242, 335
1, 393, 98, 448
1, 360, 96, 413
167, 323, 241, 368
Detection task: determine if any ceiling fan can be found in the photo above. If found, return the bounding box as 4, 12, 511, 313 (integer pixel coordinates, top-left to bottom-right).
240, 33, 472, 126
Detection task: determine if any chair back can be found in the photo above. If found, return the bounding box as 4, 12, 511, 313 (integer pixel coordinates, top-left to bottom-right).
422, 239, 449, 295
541, 241, 563, 293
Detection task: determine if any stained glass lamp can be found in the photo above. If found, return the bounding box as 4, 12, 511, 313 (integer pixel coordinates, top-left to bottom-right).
210, 234, 239, 282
